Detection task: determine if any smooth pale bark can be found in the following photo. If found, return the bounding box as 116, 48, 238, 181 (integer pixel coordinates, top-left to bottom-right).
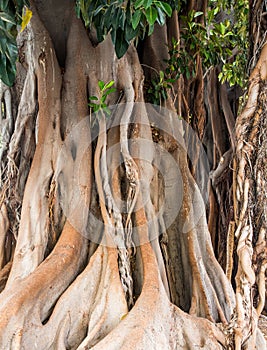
0, 1, 265, 349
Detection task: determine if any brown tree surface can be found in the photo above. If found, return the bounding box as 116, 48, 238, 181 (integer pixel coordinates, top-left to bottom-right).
0, 0, 266, 349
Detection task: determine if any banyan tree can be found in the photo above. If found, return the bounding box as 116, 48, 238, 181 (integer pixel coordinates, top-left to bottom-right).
0, 0, 266, 348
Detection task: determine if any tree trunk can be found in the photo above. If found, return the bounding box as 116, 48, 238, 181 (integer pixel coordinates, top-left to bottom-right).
0, 1, 266, 349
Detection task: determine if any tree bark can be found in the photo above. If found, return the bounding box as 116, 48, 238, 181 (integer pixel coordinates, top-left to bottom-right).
0, 1, 266, 349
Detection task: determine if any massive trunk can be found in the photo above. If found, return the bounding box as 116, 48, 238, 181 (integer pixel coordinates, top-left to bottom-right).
0, 1, 266, 349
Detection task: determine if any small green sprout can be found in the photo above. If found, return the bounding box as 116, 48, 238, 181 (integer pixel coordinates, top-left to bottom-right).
88, 80, 116, 118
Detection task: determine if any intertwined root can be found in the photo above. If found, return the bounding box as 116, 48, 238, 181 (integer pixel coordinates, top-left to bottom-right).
0, 2, 265, 349
233, 44, 267, 349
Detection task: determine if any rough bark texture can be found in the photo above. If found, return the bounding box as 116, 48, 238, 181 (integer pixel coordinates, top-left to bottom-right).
0, 0, 266, 349
233, 43, 267, 350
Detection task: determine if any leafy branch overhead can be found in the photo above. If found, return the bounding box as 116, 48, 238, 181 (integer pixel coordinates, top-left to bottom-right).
148, 2, 249, 105
0, 0, 250, 90
76, 0, 172, 58
179, 3, 249, 87
0, 0, 31, 86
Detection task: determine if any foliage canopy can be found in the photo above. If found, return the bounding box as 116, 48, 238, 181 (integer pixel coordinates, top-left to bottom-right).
0, 0, 249, 90
76, 0, 173, 58
0, 0, 29, 86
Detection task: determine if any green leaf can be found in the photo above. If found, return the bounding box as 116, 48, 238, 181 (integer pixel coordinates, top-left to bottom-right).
94, 105, 100, 112
0, 51, 16, 86
0, 19, 6, 31
144, 0, 153, 9
145, 6, 157, 26
115, 7, 126, 30
220, 22, 226, 35
95, 15, 106, 42
218, 72, 223, 81
148, 23, 154, 36
88, 102, 97, 108
104, 87, 116, 96
0, 0, 30, 85
0, 35, 17, 86
100, 95, 107, 104
0, 12, 16, 25
156, 7, 165, 26
132, 9, 142, 30
110, 27, 117, 44
185, 67, 190, 80
134, 0, 145, 9
103, 5, 114, 31
194, 11, 203, 18
0, 0, 9, 12
158, 2, 172, 17
5, 41, 17, 63
94, 4, 105, 16
16, 0, 28, 13
125, 21, 138, 43
89, 96, 98, 101
75, 1, 81, 19
103, 80, 114, 90
114, 29, 129, 58
102, 87, 116, 101
159, 70, 164, 80
115, 38, 129, 58
104, 107, 111, 116
98, 80, 105, 90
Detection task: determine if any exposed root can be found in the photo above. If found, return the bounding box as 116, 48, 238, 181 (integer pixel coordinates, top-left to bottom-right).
84, 242, 226, 350
233, 43, 267, 348
0, 3, 265, 349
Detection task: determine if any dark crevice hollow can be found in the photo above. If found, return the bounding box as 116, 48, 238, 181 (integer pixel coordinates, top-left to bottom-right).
34, 0, 74, 67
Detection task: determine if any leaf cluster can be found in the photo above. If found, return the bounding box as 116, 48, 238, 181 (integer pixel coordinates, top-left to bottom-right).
217, 0, 249, 86
0, 0, 29, 86
179, 2, 249, 87
76, 0, 172, 58
88, 80, 116, 120
147, 70, 171, 104
147, 35, 196, 104
147, 0, 249, 105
